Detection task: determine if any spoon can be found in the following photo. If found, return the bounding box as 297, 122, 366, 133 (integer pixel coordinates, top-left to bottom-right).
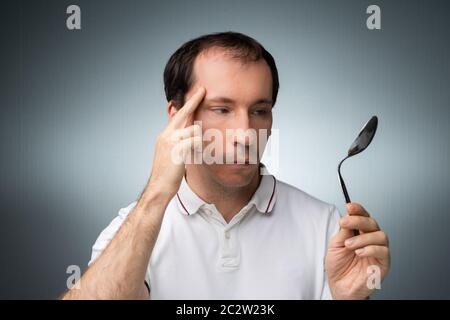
338, 116, 378, 236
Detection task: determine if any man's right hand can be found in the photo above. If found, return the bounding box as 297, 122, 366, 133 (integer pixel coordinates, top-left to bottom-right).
61, 87, 206, 300
145, 86, 206, 199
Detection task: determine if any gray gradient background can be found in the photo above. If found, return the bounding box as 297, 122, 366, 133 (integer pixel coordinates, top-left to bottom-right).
1, 0, 449, 299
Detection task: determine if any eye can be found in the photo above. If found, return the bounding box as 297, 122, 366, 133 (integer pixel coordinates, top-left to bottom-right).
211, 107, 230, 114
252, 109, 270, 116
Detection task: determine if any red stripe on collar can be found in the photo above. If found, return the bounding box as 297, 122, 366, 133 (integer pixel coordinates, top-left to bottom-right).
176, 192, 190, 216
265, 175, 277, 213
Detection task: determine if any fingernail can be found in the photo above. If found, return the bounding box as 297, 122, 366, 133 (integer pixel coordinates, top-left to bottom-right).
345, 239, 354, 246
340, 216, 349, 226
355, 248, 365, 255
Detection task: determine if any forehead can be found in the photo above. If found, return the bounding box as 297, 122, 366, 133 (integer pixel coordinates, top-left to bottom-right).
192, 48, 273, 104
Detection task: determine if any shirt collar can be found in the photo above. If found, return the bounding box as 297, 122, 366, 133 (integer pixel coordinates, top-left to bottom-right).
176, 166, 277, 216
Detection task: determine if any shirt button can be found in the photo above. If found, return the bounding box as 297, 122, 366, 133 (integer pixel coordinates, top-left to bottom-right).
224, 231, 230, 239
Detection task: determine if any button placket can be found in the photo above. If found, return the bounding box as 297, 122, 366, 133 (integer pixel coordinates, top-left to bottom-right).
219, 224, 241, 268
207, 204, 254, 270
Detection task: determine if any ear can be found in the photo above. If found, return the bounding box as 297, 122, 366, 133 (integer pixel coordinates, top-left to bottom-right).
167, 100, 179, 120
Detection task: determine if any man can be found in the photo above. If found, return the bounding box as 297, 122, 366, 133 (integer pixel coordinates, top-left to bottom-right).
62, 31, 390, 300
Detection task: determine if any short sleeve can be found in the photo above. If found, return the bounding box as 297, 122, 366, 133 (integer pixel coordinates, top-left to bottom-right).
88, 201, 151, 296
320, 204, 342, 300
88, 201, 137, 266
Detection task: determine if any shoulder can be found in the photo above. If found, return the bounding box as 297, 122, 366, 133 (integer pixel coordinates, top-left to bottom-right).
275, 178, 335, 211
273, 178, 341, 226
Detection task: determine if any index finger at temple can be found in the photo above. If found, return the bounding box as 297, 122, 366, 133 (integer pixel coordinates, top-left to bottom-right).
171, 87, 206, 128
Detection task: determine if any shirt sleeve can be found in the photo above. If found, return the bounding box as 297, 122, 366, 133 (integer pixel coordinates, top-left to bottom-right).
320, 204, 342, 300
88, 201, 151, 295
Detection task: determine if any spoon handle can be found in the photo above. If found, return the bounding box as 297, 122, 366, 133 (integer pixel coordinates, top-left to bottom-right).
338, 160, 360, 236
343, 190, 360, 236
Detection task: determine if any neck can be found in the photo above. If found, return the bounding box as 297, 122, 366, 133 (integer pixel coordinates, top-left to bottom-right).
185, 166, 261, 223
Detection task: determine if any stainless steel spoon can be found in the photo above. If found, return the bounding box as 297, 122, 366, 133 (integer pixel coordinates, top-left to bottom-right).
338, 116, 378, 236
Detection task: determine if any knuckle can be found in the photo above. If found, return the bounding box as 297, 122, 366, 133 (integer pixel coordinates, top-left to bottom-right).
385, 247, 391, 260
351, 202, 362, 212
363, 246, 373, 255
354, 215, 364, 224
370, 218, 379, 229
378, 231, 388, 243
344, 216, 357, 227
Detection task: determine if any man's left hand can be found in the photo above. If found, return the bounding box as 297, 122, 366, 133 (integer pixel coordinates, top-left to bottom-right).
326, 202, 391, 299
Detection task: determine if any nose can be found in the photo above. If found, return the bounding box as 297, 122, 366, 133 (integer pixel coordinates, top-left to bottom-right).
229, 111, 256, 147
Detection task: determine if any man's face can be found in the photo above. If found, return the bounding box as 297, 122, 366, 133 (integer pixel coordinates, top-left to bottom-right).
184, 48, 273, 188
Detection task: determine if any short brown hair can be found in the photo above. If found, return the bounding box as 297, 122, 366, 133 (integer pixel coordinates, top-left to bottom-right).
163, 31, 280, 109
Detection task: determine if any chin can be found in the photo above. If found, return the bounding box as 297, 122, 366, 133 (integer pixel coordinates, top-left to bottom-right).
208, 163, 259, 188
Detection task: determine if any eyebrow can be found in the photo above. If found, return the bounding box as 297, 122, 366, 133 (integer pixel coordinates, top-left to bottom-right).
204, 96, 273, 106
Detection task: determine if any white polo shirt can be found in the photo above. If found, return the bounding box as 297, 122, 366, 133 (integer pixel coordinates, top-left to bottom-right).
89, 171, 341, 299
